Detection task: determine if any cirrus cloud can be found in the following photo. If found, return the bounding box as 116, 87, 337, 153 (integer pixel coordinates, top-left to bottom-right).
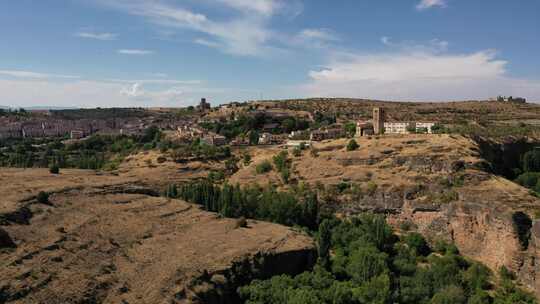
75, 31, 118, 41
117, 49, 154, 55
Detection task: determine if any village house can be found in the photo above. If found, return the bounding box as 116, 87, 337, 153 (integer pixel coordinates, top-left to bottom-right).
415, 122, 436, 134
356, 121, 374, 137
258, 133, 273, 145
383, 122, 410, 134
70, 130, 85, 139
259, 133, 287, 145
202, 133, 227, 146
310, 127, 345, 141
288, 130, 310, 140
230, 136, 250, 146
177, 125, 206, 139
285, 140, 311, 148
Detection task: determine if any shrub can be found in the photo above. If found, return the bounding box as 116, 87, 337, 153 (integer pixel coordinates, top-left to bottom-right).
433, 240, 459, 255
280, 168, 290, 183
292, 147, 302, 157
256, 160, 272, 174
243, 153, 252, 166
366, 181, 378, 196
346, 139, 359, 151
404, 233, 431, 256
156, 156, 167, 163
399, 220, 416, 232
208, 170, 225, 182
272, 151, 289, 172
37, 191, 50, 204
49, 164, 60, 174
430, 285, 466, 304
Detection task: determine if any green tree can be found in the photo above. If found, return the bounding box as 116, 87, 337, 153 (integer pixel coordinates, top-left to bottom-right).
346, 139, 359, 151
37, 191, 50, 204
346, 246, 388, 284
522, 149, 540, 173
49, 164, 60, 174
404, 233, 431, 256
430, 285, 466, 304
344, 122, 357, 137
318, 219, 333, 263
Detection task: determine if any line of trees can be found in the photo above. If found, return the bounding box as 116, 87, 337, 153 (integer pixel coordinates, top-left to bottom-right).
172, 181, 321, 230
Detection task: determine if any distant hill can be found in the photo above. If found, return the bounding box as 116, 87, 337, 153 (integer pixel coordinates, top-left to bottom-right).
0, 106, 78, 110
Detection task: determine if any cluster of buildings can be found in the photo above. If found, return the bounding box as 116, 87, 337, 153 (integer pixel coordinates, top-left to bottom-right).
0, 114, 188, 140
2, 96, 439, 149
490, 96, 527, 103
356, 108, 436, 137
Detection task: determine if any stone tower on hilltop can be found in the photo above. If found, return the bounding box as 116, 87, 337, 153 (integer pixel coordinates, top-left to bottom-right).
198, 98, 211, 112
373, 107, 385, 135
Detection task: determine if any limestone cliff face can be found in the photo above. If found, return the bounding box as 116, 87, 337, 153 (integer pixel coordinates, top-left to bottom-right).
306, 135, 540, 296
343, 184, 539, 295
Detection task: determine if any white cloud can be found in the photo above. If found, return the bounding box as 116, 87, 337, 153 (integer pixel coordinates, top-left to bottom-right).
97, 0, 298, 56
416, 0, 447, 10
301, 46, 540, 101
194, 38, 222, 48
214, 0, 282, 16
0, 76, 257, 108
117, 49, 154, 55
105, 78, 201, 85
298, 29, 339, 42
149, 73, 168, 78
0, 70, 80, 79
75, 32, 118, 41
380, 36, 449, 53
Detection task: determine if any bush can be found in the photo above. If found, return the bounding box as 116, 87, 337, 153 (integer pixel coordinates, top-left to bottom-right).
49, 164, 60, 174
346, 139, 359, 151
272, 151, 289, 172
404, 233, 431, 256
255, 160, 272, 174
243, 153, 252, 166
37, 191, 50, 204
430, 285, 466, 304
292, 147, 302, 157
366, 181, 378, 196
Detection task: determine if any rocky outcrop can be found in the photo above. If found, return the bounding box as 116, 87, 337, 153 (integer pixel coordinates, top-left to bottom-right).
0, 227, 16, 249
339, 175, 540, 296
186, 249, 316, 303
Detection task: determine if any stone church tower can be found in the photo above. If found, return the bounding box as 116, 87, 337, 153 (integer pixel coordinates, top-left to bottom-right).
373, 107, 385, 135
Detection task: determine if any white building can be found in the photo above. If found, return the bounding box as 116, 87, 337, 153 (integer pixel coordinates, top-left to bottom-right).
415, 122, 436, 134
384, 122, 410, 134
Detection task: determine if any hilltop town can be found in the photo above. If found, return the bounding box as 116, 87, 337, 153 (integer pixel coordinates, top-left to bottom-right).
2, 98, 540, 303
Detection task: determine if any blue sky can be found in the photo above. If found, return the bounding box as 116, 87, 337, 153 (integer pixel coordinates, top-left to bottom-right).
1, 0, 539, 107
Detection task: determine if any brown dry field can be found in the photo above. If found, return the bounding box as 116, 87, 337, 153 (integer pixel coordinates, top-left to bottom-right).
0, 169, 313, 303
